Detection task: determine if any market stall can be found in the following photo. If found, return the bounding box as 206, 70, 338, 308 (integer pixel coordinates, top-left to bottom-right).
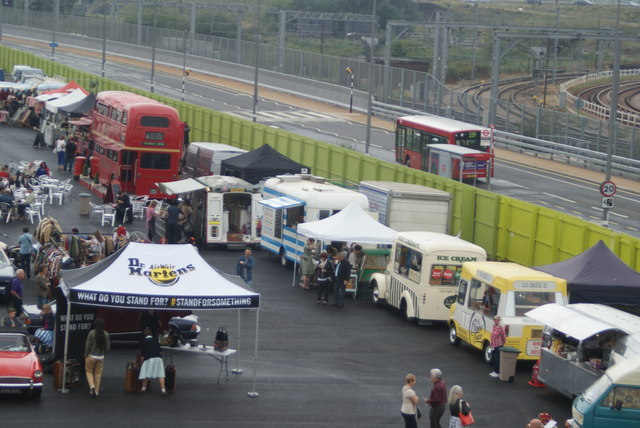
220, 144, 310, 184
57, 242, 261, 396
526, 303, 640, 398
534, 240, 640, 315
295, 201, 397, 295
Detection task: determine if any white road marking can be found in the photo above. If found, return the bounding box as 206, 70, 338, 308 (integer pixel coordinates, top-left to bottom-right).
543, 192, 576, 203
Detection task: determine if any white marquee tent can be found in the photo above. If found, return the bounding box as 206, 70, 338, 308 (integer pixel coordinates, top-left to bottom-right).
58, 242, 261, 395
296, 201, 397, 244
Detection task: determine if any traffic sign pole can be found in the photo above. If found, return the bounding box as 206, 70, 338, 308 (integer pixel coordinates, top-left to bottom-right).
600, 180, 617, 228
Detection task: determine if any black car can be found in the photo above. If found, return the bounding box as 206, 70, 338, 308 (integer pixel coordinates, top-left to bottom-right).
0, 243, 16, 303
22, 301, 200, 342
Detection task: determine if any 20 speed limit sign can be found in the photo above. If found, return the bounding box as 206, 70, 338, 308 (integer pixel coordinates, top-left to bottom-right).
600, 181, 617, 197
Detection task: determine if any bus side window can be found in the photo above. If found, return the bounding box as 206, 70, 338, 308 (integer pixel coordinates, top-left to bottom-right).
468, 279, 487, 311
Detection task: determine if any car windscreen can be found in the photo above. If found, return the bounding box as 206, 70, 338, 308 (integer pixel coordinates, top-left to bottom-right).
0, 334, 30, 352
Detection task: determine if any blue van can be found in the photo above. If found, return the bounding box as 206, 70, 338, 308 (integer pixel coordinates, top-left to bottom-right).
571, 354, 640, 427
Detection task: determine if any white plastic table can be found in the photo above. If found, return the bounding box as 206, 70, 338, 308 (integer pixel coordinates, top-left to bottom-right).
161, 344, 236, 384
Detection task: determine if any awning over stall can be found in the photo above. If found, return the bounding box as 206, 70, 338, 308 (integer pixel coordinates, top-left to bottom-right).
526, 303, 640, 341
62, 242, 259, 310
45, 89, 90, 114
157, 178, 207, 195
259, 196, 304, 210
296, 201, 397, 245
58, 92, 95, 116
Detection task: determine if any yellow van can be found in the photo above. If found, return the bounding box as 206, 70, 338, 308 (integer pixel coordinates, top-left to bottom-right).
448, 262, 568, 363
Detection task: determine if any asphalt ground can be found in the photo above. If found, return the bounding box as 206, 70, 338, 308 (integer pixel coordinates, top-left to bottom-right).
0, 125, 573, 427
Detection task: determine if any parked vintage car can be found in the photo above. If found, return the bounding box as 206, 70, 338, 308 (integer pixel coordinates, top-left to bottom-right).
22, 301, 200, 342
0, 327, 44, 398
0, 242, 16, 303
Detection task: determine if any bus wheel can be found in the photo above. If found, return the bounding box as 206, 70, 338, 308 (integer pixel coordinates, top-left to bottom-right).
449, 324, 461, 346
371, 283, 381, 305
279, 248, 288, 268
482, 341, 493, 364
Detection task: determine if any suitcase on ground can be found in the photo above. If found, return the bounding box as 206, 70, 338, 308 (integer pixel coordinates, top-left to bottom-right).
165, 364, 176, 393
53, 360, 81, 389
124, 362, 143, 392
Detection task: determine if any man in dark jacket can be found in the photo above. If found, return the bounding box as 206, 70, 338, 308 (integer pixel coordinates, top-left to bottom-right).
64, 138, 77, 172
332, 252, 351, 308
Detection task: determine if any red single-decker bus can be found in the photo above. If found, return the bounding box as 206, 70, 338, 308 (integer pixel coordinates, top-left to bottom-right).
395, 115, 494, 177
86, 91, 184, 196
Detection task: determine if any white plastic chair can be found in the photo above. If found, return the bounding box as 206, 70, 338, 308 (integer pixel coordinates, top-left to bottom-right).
89, 202, 104, 222
101, 205, 116, 227
132, 200, 146, 220
35, 194, 47, 216
63, 184, 73, 201
49, 185, 65, 205
24, 205, 42, 224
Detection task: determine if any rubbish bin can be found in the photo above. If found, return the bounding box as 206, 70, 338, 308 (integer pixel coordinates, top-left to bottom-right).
73, 156, 86, 181
499, 346, 521, 382
78, 193, 92, 216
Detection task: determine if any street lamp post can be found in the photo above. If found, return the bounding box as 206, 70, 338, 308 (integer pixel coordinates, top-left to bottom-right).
51, 0, 59, 61
365, 0, 377, 155
181, 29, 187, 102
101, 11, 107, 77
252, 0, 262, 122
346, 67, 354, 113
603, 0, 622, 226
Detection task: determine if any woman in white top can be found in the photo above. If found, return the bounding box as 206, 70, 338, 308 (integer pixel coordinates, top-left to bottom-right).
401, 373, 420, 428
54, 137, 66, 171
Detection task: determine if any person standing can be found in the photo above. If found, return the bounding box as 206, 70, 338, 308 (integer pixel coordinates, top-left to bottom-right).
54, 136, 66, 171
401, 373, 420, 428
448, 385, 471, 428
300, 238, 316, 290
166, 200, 181, 244
84, 317, 110, 398
64, 137, 77, 172
11, 269, 25, 317
332, 252, 351, 308
236, 248, 254, 285
315, 252, 333, 305
146, 200, 158, 242
489, 315, 506, 378
425, 368, 447, 428
138, 326, 167, 397
18, 227, 34, 278
34, 265, 51, 309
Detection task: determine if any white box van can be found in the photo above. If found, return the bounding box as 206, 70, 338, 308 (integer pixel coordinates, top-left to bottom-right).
11, 65, 45, 82
184, 142, 246, 177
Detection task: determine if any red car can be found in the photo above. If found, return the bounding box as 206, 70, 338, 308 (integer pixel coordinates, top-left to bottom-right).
0, 328, 44, 398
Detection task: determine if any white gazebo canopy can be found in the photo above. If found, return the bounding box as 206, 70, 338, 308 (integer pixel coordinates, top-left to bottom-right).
296, 201, 397, 245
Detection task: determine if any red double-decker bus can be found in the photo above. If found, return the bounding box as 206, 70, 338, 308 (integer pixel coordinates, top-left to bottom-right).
85, 91, 184, 196
395, 115, 494, 178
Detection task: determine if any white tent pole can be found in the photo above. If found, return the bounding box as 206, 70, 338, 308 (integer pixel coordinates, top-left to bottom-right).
232, 309, 242, 374
247, 308, 259, 398
59, 298, 72, 394
292, 229, 299, 287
